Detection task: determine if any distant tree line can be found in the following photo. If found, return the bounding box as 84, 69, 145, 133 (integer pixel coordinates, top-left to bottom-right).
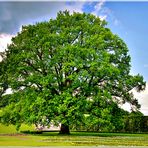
71, 111, 148, 133
123, 114, 148, 133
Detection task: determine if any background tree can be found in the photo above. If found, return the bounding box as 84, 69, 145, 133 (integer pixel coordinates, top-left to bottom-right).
124, 111, 144, 132
0, 11, 145, 134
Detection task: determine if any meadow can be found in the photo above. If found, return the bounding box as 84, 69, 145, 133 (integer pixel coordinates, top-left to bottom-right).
0, 123, 148, 146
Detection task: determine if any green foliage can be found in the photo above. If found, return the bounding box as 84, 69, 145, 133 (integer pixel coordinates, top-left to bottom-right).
0, 11, 145, 132
124, 111, 145, 132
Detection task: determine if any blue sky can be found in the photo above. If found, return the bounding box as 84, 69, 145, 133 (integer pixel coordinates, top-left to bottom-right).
0, 1, 148, 115
104, 2, 148, 81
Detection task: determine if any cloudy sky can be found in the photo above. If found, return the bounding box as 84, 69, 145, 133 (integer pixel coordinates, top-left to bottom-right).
0, 0, 148, 115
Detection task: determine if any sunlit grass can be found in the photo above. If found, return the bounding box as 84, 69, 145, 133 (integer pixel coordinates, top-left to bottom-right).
0, 129, 148, 146
0, 123, 35, 134
0, 123, 148, 146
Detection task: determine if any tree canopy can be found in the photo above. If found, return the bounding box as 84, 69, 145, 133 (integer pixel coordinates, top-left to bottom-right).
0, 11, 146, 134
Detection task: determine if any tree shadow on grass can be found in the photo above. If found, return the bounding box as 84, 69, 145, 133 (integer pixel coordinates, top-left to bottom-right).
20, 130, 123, 137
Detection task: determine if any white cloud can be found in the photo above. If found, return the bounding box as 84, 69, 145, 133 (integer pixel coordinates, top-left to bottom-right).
132, 82, 148, 115
121, 83, 148, 116
99, 15, 107, 21
122, 103, 131, 112
63, 2, 84, 14
0, 33, 14, 61
0, 33, 13, 52
91, 0, 106, 17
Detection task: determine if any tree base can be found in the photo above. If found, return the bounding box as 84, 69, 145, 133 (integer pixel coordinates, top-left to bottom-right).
59, 124, 70, 134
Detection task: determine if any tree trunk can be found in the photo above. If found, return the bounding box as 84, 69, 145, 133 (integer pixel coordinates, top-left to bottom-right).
59, 124, 70, 134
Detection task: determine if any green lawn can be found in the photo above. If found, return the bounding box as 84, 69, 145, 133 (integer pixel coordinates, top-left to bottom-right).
0, 124, 148, 146
0, 123, 35, 134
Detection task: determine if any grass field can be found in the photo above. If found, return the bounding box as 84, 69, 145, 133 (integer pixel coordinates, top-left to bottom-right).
0, 123, 35, 134
0, 124, 148, 146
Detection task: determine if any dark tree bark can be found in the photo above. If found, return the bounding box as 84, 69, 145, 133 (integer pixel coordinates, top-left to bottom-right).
59, 124, 70, 134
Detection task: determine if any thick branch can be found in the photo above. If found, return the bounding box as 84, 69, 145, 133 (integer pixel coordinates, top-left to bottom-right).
25, 60, 42, 74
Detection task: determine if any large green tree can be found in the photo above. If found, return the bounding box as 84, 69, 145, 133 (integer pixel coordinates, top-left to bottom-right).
0, 11, 145, 134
